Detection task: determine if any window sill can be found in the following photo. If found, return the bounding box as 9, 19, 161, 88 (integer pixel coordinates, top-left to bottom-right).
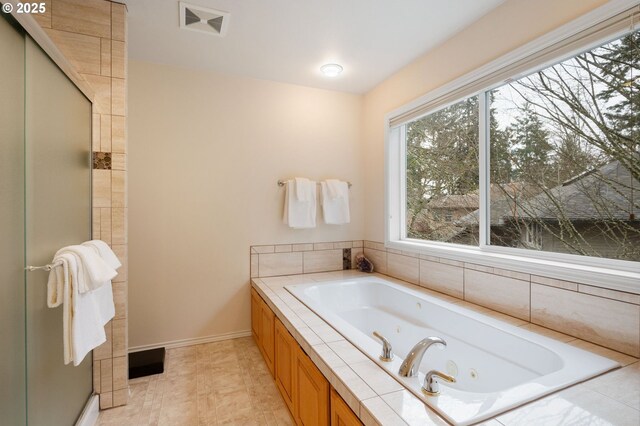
385, 239, 640, 295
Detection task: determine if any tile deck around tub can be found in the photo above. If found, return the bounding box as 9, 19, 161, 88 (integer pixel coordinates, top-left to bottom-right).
252, 271, 640, 426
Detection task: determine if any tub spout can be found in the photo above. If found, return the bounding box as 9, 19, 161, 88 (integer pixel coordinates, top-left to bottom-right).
398, 337, 446, 377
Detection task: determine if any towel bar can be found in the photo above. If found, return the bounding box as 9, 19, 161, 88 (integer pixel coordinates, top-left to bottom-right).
25, 262, 62, 272
277, 180, 352, 188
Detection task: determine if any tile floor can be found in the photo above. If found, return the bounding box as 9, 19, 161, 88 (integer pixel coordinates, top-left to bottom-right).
97, 337, 294, 425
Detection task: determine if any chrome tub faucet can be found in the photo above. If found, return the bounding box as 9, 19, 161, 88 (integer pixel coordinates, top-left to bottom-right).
398, 336, 446, 377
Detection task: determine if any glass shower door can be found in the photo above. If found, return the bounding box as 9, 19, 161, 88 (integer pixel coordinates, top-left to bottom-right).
24, 35, 93, 425
2, 14, 93, 425
0, 14, 27, 426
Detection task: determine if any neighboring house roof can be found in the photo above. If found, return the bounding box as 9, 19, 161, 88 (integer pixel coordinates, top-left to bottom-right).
429, 194, 479, 209
454, 182, 541, 227
429, 183, 535, 211
512, 160, 640, 221
454, 161, 639, 230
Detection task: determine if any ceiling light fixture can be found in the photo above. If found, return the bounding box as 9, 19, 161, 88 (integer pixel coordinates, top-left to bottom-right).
320, 63, 343, 77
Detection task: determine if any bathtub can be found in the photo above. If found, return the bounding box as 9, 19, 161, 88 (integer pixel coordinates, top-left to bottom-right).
285, 276, 619, 425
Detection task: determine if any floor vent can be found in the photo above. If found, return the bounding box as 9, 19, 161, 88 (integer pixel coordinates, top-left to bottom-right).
179, 2, 230, 37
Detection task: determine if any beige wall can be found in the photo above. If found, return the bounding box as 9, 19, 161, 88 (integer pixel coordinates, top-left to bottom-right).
362, 0, 609, 241
129, 0, 615, 349
128, 60, 363, 348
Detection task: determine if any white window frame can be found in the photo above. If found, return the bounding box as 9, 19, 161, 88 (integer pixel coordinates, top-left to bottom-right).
385, 0, 640, 293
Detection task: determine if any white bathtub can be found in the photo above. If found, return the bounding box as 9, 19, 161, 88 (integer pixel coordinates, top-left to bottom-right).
285, 276, 619, 425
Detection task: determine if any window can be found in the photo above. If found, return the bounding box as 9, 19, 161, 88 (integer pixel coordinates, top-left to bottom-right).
405, 96, 479, 245
489, 33, 639, 261
386, 6, 639, 289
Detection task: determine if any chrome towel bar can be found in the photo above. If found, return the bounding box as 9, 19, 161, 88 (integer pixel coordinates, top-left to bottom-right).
277, 179, 352, 188
25, 261, 62, 272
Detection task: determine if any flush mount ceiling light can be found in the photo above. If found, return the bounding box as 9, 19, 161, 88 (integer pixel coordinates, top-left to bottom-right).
320, 63, 343, 77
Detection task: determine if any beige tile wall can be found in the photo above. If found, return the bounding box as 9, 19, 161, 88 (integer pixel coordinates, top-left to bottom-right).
363, 241, 640, 357
255, 239, 640, 356
35, 0, 128, 409
251, 241, 364, 278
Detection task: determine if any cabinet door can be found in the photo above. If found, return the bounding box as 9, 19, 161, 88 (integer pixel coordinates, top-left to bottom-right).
260, 298, 275, 377
295, 346, 329, 426
275, 318, 296, 415
330, 388, 362, 426
251, 288, 261, 344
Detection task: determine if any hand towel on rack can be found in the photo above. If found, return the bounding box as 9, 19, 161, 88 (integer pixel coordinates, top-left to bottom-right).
321, 179, 350, 224
82, 240, 122, 270
55, 245, 117, 293
47, 252, 115, 365
283, 178, 317, 228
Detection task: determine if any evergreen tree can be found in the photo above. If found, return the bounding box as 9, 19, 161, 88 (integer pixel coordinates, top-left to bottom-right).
489, 90, 512, 184
509, 103, 552, 185
596, 32, 639, 145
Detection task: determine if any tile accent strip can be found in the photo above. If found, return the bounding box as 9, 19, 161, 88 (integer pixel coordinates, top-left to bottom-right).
343, 248, 352, 270
93, 151, 112, 169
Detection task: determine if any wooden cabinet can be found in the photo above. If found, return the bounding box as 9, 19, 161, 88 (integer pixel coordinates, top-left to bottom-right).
260, 298, 275, 377
275, 318, 296, 415
331, 388, 363, 426
251, 288, 275, 377
252, 286, 362, 426
251, 288, 261, 342
295, 346, 330, 426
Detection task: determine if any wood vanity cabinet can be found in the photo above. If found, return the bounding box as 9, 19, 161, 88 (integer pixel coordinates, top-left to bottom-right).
275, 318, 296, 414
251, 288, 275, 377
253, 286, 362, 426
251, 288, 261, 341
260, 298, 275, 377
330, 388, 363, 426
295, 344, 330, 426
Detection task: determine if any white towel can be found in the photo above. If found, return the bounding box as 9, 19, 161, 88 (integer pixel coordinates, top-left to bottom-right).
283, 178, 317, 228
47, 252, 115, 365
82, 240, 122, 270
321, 179, 350, 224
55, 245, 117, 293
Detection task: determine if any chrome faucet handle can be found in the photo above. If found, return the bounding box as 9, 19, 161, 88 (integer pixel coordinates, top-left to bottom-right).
422, 370, 456, 396
372, 331, 393, 362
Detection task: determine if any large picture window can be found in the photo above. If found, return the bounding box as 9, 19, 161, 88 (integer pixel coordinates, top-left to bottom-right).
388, 13, 639, 288
488, 31, 639, 260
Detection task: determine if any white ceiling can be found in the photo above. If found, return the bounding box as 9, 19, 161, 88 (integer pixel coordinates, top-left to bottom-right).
127, 0, 504, 94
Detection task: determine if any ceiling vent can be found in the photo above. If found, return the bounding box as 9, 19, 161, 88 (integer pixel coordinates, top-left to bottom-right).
179, 2, 230, 37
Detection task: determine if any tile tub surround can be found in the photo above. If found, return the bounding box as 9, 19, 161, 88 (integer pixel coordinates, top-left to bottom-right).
363, 241, 640, 357
34, 0, 129, 409
251, 240, 363, 278
252, 271, 640, 425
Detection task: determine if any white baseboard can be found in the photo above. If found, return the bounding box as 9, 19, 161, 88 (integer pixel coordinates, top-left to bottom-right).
128, 330, 252, 353
75, 394, 99, 426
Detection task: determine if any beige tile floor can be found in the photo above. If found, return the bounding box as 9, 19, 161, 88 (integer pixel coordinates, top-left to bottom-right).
97, 337, 294, 425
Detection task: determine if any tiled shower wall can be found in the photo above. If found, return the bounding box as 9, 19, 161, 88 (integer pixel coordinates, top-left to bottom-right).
34, 0, 128, 409
252, 239, 639, 357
